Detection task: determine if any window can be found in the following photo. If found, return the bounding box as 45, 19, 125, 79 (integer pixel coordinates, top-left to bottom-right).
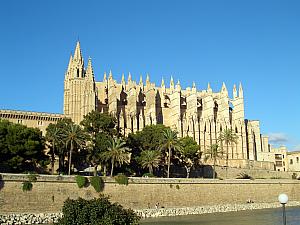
17, 119, 22, 124
275, 161, 283, 167
290, 159, 293, 165
37, 121, 43, 126
297, 157, 299, 163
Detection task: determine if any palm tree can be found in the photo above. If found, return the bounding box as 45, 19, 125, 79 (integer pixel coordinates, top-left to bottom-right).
62, 123, 87, 175
103, 137, 131, 177
204, 144, 223, 179
45, 124, 62, 175
160, 129, 181, 178
138, 150, 161, 174
218, 128, 238, 178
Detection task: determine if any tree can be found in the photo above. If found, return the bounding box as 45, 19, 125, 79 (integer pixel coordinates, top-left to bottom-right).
81, 110, 118, 176
218, 128, 238, 178
160, 129, 181, 178
45, 123, 62, 174
0, 119, 48, 173
103, 137, 131, 177
204, 144, 223, 179
80, 110, 117, 136
61, 123, 87, 175
137, 150, 161, 174
87, 132, 110, 176
176, 136, 199, 178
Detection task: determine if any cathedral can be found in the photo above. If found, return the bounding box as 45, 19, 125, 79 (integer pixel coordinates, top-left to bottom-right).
1, 41, 287, 170
63, 42, 274, 168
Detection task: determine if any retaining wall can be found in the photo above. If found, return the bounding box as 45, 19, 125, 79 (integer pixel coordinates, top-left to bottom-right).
0, 173, 300, 213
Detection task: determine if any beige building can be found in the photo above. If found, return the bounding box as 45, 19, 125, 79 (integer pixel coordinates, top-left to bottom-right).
287, 151, 300, 172
62, 42, 274, 168
0, 109, 65, 135
0, 41, 294, 171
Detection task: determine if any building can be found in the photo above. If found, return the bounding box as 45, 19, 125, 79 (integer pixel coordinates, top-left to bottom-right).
0, 41, 294, 170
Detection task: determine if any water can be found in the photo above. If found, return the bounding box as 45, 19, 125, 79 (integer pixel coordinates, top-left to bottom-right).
141, 207, 300, 225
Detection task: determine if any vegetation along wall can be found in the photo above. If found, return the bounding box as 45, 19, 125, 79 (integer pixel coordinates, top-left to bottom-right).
1, 174, 300, 213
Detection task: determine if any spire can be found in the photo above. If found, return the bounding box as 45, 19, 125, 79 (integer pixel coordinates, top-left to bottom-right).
128, 72, 132, 83
73, 41, 83, 62
170, 76, 174, 90
139, 74, 143, 86
192, 81, 197, 93
103, 72, 107, 82
146, 73, 150, 83
161, 77, 165, 88
233, 84, 237, 99
85, 57, 94, 78
109, 70, 113, 80
207, 82, 212, 93
221, 82, 228, 95
67, 54, 73, 71
176, 79, 181, 91
239, 82, 243, 98
121, 73, 126, 86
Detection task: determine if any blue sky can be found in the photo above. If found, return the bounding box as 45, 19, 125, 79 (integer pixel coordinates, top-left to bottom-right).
0, 0, 299, 150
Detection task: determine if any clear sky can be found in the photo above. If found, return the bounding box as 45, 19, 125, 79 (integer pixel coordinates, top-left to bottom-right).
0, 0, 299, 150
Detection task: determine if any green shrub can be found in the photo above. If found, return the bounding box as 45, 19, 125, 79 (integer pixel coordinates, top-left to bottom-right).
142, 173, 155, 177
58, 196, 140, 225
115, 174, 129, 185
90, 176, 104, 192
292, 173, 298, 179
169, 184, 173, 188
22, 181, 33, 192
27, 173, 38, 182
175, 184, 180, 190
75, 175, 88, 188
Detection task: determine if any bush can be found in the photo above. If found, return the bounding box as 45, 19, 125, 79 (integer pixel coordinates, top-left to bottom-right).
90, 176, 104, 192
115, 174, 129, 185
27, 173, 38, 182
76, 175, 88, 188
175, 184, 180, 190
22, 181, 33, 192
236, 172, 253, 179
58, 196, 140, 225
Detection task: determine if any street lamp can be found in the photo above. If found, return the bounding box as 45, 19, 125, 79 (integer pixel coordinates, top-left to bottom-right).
278, 193, 288, 225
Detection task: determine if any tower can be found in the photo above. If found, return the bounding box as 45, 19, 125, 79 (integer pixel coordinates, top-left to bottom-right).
63, 42, 97, 124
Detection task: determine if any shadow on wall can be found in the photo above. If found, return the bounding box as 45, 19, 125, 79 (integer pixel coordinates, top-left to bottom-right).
0, 174, 4, 190
170, 165, 217, 179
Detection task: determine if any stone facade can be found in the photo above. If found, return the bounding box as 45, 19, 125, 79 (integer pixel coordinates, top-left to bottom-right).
1, 174, 300, 213
63, 42, 273, 167
0, 109, 65, 135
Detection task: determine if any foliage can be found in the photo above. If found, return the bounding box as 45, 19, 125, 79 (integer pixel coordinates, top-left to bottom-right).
160, 128, 181, 178
46, 123, 63, 174
236, 172, 253, 179
80, 110, 117, 136
127, 124, 168, 151
137, 150, 161, 174
61, 122, 87, 175
175, 184, 180, 190
0, 119, 48, 173
27, 173, 38, 182
75, 175, 88, 188
90, 176, 105, 192
218, 128, 238, 178
114, 174, 129, 185
58, 196, 140, 225
22, 181, 33, 192
142, 173, 156, 177
103, 138, 131, 177
176, 136, 199, 178
204, 144, 223, 179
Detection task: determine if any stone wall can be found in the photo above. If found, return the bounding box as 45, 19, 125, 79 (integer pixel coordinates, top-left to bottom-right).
1, 174, 300, 213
